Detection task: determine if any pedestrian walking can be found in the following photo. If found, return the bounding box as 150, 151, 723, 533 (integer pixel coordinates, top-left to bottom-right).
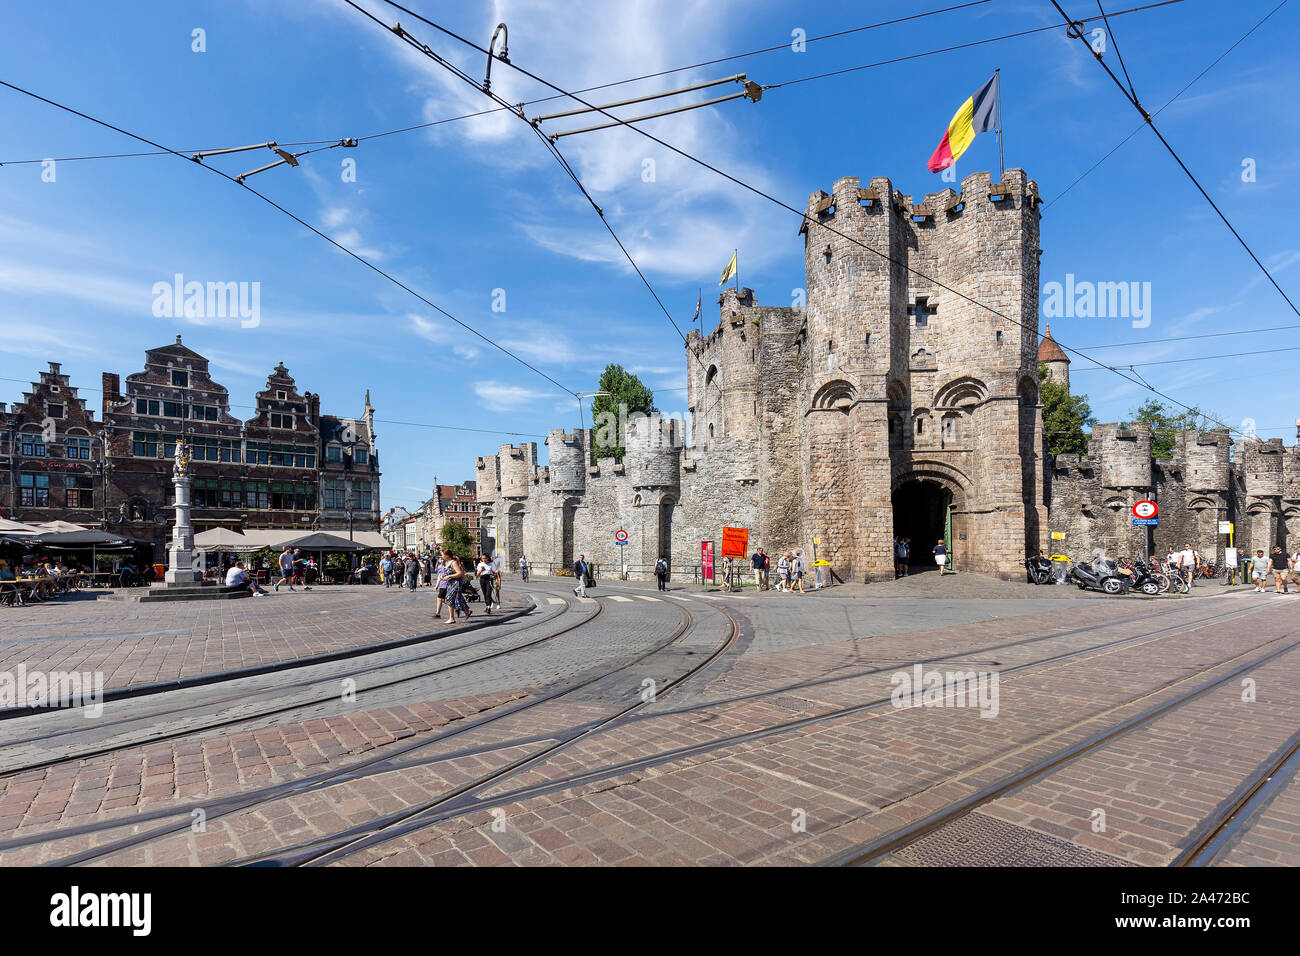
491, 554, 503, 612
655, 555, 669, 591
759, 549, 770, 590
933, 538, 950, 575
380, 553, 394, 588
273, 545, 295, 592
476, 553, 495, 613
441, 550, 471, 623
1268, 546, 1291, 594
573, 554, 588, 597
405, 553, 418, 591
518, 555, 529, 581
1250, 549, 1271, 592
792, 551, 806, 594
776, 553, 790, 591
751, 549, 763, 590
292, 549, 312, 590
1178, 543, 1196, 589
893, 536, 908, 579
434, 554, 448, 617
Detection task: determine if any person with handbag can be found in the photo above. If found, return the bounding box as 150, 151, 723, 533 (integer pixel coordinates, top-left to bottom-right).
573, 555, 588, 597
655, 556, 669, 591
441, 550, 472, 623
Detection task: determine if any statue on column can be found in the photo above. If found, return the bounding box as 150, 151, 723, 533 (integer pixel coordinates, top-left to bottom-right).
173, 438, 190, 477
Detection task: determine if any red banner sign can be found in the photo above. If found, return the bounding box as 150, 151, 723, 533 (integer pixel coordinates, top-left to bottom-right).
701, 541, 714, 583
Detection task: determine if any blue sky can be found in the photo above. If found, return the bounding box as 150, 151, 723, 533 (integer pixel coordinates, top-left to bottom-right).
2, 0, 1297, 513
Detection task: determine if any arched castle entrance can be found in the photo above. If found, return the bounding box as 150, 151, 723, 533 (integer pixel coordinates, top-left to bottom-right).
891, 465, 970, 572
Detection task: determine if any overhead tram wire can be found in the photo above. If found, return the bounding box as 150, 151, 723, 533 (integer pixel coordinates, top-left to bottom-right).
366, 0, 1257, 446
761, 0, 1183, 90
0, 1, 1184, 169
0, 1, 990, 167
0, 79, 580, 403
1046, 0, 1290, 208
1050, 0, 1300, 323
343, 1, 717, 395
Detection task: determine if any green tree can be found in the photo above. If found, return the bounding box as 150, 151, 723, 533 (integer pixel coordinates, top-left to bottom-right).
1039, 363, 1094, 455
439, 521, 475, 564
1126, 400, 1212, 459
591, 363, 657, 462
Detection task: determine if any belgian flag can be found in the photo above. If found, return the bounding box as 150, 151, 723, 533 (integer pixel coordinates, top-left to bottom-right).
927, 73, 999, 173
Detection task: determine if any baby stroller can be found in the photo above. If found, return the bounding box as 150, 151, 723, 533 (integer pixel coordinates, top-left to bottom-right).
463, 581, 481, 602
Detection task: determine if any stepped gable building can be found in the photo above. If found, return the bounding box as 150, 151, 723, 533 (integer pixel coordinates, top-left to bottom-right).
319, 390, 379, 535
0, 336, 381, 558
0, 362, 103, 524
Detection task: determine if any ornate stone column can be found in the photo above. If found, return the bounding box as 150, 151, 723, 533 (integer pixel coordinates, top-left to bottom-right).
164, 439, 201, 585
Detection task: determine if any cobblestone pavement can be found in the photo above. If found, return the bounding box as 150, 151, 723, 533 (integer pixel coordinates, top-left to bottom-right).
2, 575, 1298, 866
0, 583, 532, 693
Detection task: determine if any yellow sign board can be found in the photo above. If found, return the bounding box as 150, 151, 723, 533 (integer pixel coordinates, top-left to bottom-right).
1051, 532, 1065, 540
813, 536, 820, 545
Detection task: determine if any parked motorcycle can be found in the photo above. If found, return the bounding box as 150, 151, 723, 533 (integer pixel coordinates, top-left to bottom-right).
1025, 554, 1054, 585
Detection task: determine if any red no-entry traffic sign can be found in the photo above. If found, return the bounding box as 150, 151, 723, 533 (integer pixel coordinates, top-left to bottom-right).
614, 529, 628, 543
1132, 500, 1158, 520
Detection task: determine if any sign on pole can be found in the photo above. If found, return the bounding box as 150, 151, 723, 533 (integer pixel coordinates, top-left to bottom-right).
1132, 500, 1158, 520
614, 529, 628, 544
720, 526, 749, 560
701, 541, 714, 583
1133, 518, 1158, 526
1218, 521, 1233, 534
1050, 531, 1065, 540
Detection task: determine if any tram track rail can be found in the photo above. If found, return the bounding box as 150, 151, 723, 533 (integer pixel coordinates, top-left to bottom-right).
825, 632, 1300, 867
15, 591, 734, 865
0, 589, 590, 778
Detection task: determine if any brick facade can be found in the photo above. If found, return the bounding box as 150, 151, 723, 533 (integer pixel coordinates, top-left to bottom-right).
2, 337, 380, 558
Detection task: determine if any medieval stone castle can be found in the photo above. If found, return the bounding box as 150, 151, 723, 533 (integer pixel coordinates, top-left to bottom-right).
475, 168, 1289, 580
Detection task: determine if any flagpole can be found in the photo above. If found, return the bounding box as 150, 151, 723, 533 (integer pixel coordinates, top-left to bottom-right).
995, 68, 1004, 182
734, 248, 739, 292
698, 287, 702, 336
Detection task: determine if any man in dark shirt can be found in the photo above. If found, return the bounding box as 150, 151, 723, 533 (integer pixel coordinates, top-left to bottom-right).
573, 555, 588, 598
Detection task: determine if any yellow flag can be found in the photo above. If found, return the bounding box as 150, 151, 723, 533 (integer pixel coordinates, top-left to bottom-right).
718, 251, 737, 286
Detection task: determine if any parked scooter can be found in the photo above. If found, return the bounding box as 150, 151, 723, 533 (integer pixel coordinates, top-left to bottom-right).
1068, 556, 1129, 595
1117, 558, 1163, 596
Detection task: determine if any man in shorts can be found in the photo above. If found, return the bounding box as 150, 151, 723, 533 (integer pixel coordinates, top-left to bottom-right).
1250, 549, 1271, 592
291, 548, 312, 590
1267, 546, 1291, 594
273, 546, 295, 592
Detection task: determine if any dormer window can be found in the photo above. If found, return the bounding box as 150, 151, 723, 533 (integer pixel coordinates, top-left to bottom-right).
46, 403, 64, 419
269, 412, 293, 429
276, 390, 286, 400
326, 444, 343, 463
355, 448, 369, 465
171, 370, 188, 387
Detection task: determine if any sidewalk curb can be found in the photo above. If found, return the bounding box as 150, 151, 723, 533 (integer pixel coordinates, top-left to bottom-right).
0, 597, 537, 720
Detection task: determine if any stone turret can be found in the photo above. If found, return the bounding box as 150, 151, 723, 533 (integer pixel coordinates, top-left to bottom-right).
1037, 325, 1070, 391
545, 429, 587, 493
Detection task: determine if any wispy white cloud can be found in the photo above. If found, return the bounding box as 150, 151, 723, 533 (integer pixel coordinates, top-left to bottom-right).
474, 379, 556, 412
